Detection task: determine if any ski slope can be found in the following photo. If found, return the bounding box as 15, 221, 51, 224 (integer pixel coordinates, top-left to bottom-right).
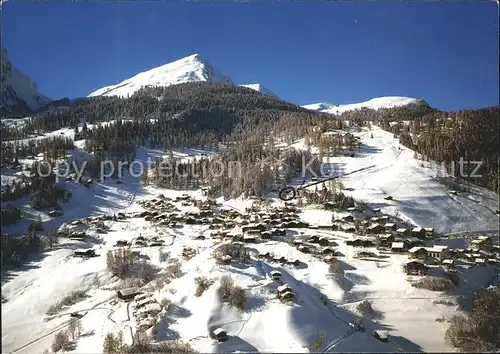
292, 125, 499, 235
302, 97, 425, 115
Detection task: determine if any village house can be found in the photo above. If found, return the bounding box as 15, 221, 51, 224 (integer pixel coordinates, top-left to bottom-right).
377, 234, 395, 248
318, 237, 330, 247
373, 330, 390, 342
115, 240, 129, 247
307, 235, 320, 244
277, 284, 295, 301
411, 227, 426, 239
391, 242, 406, 253
322, 247, 337, 255
297, 245, 310, 253
341, 224, 356, 233
323, 255, 336, 264
367, 223, 385, 234
137, 303, 162, 318
270, 271, 282, 281
212, 328, 229, 342
408, 247, 428, 260
425, 245, 448, 262
424, 228, 435, 237
404, 260, 428, 275
219, 255, 232, 265
117, 287, 141, 302
286, 258, 300, 267
384, 223, 397, 232
243, 234, 257, 243
74, 249, 96, 257
441, 259, 455, 269
396, 228, 410, 237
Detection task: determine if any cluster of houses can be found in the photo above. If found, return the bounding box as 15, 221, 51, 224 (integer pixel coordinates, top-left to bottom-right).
256, 251, 300, 267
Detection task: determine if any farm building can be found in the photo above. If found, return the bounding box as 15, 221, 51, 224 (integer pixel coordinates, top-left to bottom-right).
277, 284, 295, 301
404, 260, 428, 275
212, 328, 229, 342
406, 237, 424, 247
117, 287, 141, 301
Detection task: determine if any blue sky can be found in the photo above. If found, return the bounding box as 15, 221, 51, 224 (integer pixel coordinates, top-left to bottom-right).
3, 1, 499, 110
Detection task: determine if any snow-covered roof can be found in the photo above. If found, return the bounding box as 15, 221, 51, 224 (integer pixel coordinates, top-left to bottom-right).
137, 303, 161, 314
391, 242, 404, 249
277, 284, 292, 293
213, 328, 227, 336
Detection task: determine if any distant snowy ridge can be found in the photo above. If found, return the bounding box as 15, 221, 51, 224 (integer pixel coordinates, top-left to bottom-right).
239, 83, 278, 98
1, 49, 51, 113
88, 54, 233, 98
302, 96, 426, 115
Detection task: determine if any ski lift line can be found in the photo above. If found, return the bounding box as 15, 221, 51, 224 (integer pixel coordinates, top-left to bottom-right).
278, 165, 376, 201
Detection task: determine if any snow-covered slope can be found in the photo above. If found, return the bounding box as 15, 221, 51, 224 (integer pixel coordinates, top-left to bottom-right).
303, 96, 426, 115
239, 83, 278, 98
88, 54, 233, 98
0, 49, 51, 113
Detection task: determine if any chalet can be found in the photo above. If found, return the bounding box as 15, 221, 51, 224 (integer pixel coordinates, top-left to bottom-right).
307, 235, 320, 244
69, 232, 86, 241
261, 231, 273, 240
74, 249, 96, 257
367, 224, 385, 234
212, 328, 229, 342
257, 252, 270, 260
115, 240, 129, 247
357, 251, 378, 258
406, 237, 424, 247
243, 235, 257, 243
137, 303, 162, 317
286, 258, 300, 267
424, 228, 435, 237
135, 297, 156, 309
322, 247, 337, 255
48, 210, 62, 217
134, 292, 151, 302
373, 330, 390, 342
370, 217, 381, 223
404, 260, 428, 275
323, 255, 336, 264
384, 223, 397, 232
391, 242, 406, 253
442, 259, 455, 268
396, 228, 410, 237
341, 224, 356, 233
117, 287, 141, 302
378, 234, 395, 248
293, 239, 304, 247
149, 241, 164, 247
135, 240, 146, 247
117, 212, 126, 220
220, 255, 232, 265
272, 228, 286, 236
270, 271, 282, 281
318, 237, 330, 247
408, 247, 428, 260
411, 227, 426, 239
277, 284, 295, 301
475, 258, 486, 266
343, 215, 355, 223
470, 236, 492, 249
347, 238, 364, 247
297, 245, 310, 253
425, 245, 448, 262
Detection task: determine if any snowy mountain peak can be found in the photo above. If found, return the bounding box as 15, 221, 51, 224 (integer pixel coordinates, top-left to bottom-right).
303, 96, 426, 115
88, 54, 233, 98
239, 83, 278, 98
1, 49, 51, 116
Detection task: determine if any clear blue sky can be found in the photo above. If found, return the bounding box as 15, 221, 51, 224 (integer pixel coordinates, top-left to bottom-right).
2, 1, 499, 111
